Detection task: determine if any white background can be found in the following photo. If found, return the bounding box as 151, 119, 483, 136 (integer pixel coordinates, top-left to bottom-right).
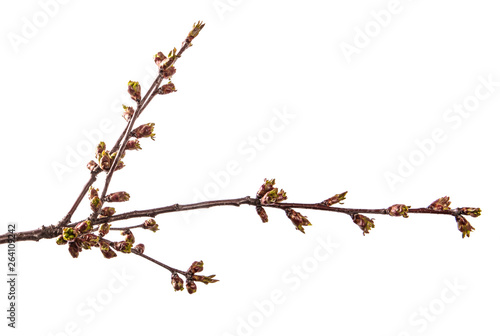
1, 0, 499, 335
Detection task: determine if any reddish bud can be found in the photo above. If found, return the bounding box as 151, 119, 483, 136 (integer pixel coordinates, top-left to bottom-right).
121, 230, 135, 244
105, 191, 130, 202
460, 207, 481, 218
321, 191, 348, 206
387, 204, 410, 218
171, 273, 184, 291
428, 196, 451, 211
285, 209, 312, 234
256, 206, 268, 223
154, 51, 167, 66
160, 67, 176, 80
100, 207, 116, 217
68, 242, 80, 258
88, 186, 99, 200
260, 188, 286, 205
95, 141, 106, 159
191, 274, 219, 285
122, 105, 135, 122
188, 260, 204, 274
158, 81, 177, 94
75, 220, 92, 234
87, 160, 98, 171
189, 21, 205, 39
98, 223, 111, 236
352, 214, 375, 236
127, 80, 141, 102
133, 243, 145, 254
456, 215, 475, 238
90, 196, 102, 212
114, 160, 125, 171
125, 139, 142, 150
99, 241, 117, 259
80, 234, 99, 248
114, 241, 132, 253
143, 219, 159, 232
99, 151, 112, 170
256, 178, 275, 199
186, 280, 197, 294
131, 123, 156, 141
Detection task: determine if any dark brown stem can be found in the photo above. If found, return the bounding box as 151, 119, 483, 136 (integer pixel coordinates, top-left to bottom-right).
73, 197, 462, 227
0, 196, 473, 245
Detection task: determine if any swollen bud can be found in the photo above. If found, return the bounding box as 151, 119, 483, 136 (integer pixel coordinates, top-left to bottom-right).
99, 241, 117, 259
133, 243, 145, 254
143, 219, 159, 232
75, 220, 92, 234
99, 151, 112, 170
157, 82, 176, 94
154, 51, 167, 66
189, 21, 205, 39
131, 123, 156, 141
121, 229, 135, 244
100, 207, 116, 217
456, 215, 475, 238
98, 223, 111, 236
160, 67, 176, 80
387, 204, 410, 218
188, 260, 204, 274
88, 186, 99, 200
125, 139, 142, 151
122, 105, 134, 122
95, 142, 106, 159
256, 178, 275, 199
90, 196, 102, 212
191, 274, 219, 285
186, 280, 197, 294
128, 81, 141, 102
68, 242, 80, 258
62, 227, 79, 242
105, 192, 130, 202
171, 273, 184, 291
321, 191, 348, 206
460, 207, 481, 217
352, 214, 375, 236
114, 241, 132, 253
285, 209, 312, 234
87, 160, 98, 171
428, 196, 451, 211
256, 206, 268, 223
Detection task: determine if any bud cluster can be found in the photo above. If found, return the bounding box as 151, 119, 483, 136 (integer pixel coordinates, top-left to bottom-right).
127, 80, 141, 102
170, 260, 219, 294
